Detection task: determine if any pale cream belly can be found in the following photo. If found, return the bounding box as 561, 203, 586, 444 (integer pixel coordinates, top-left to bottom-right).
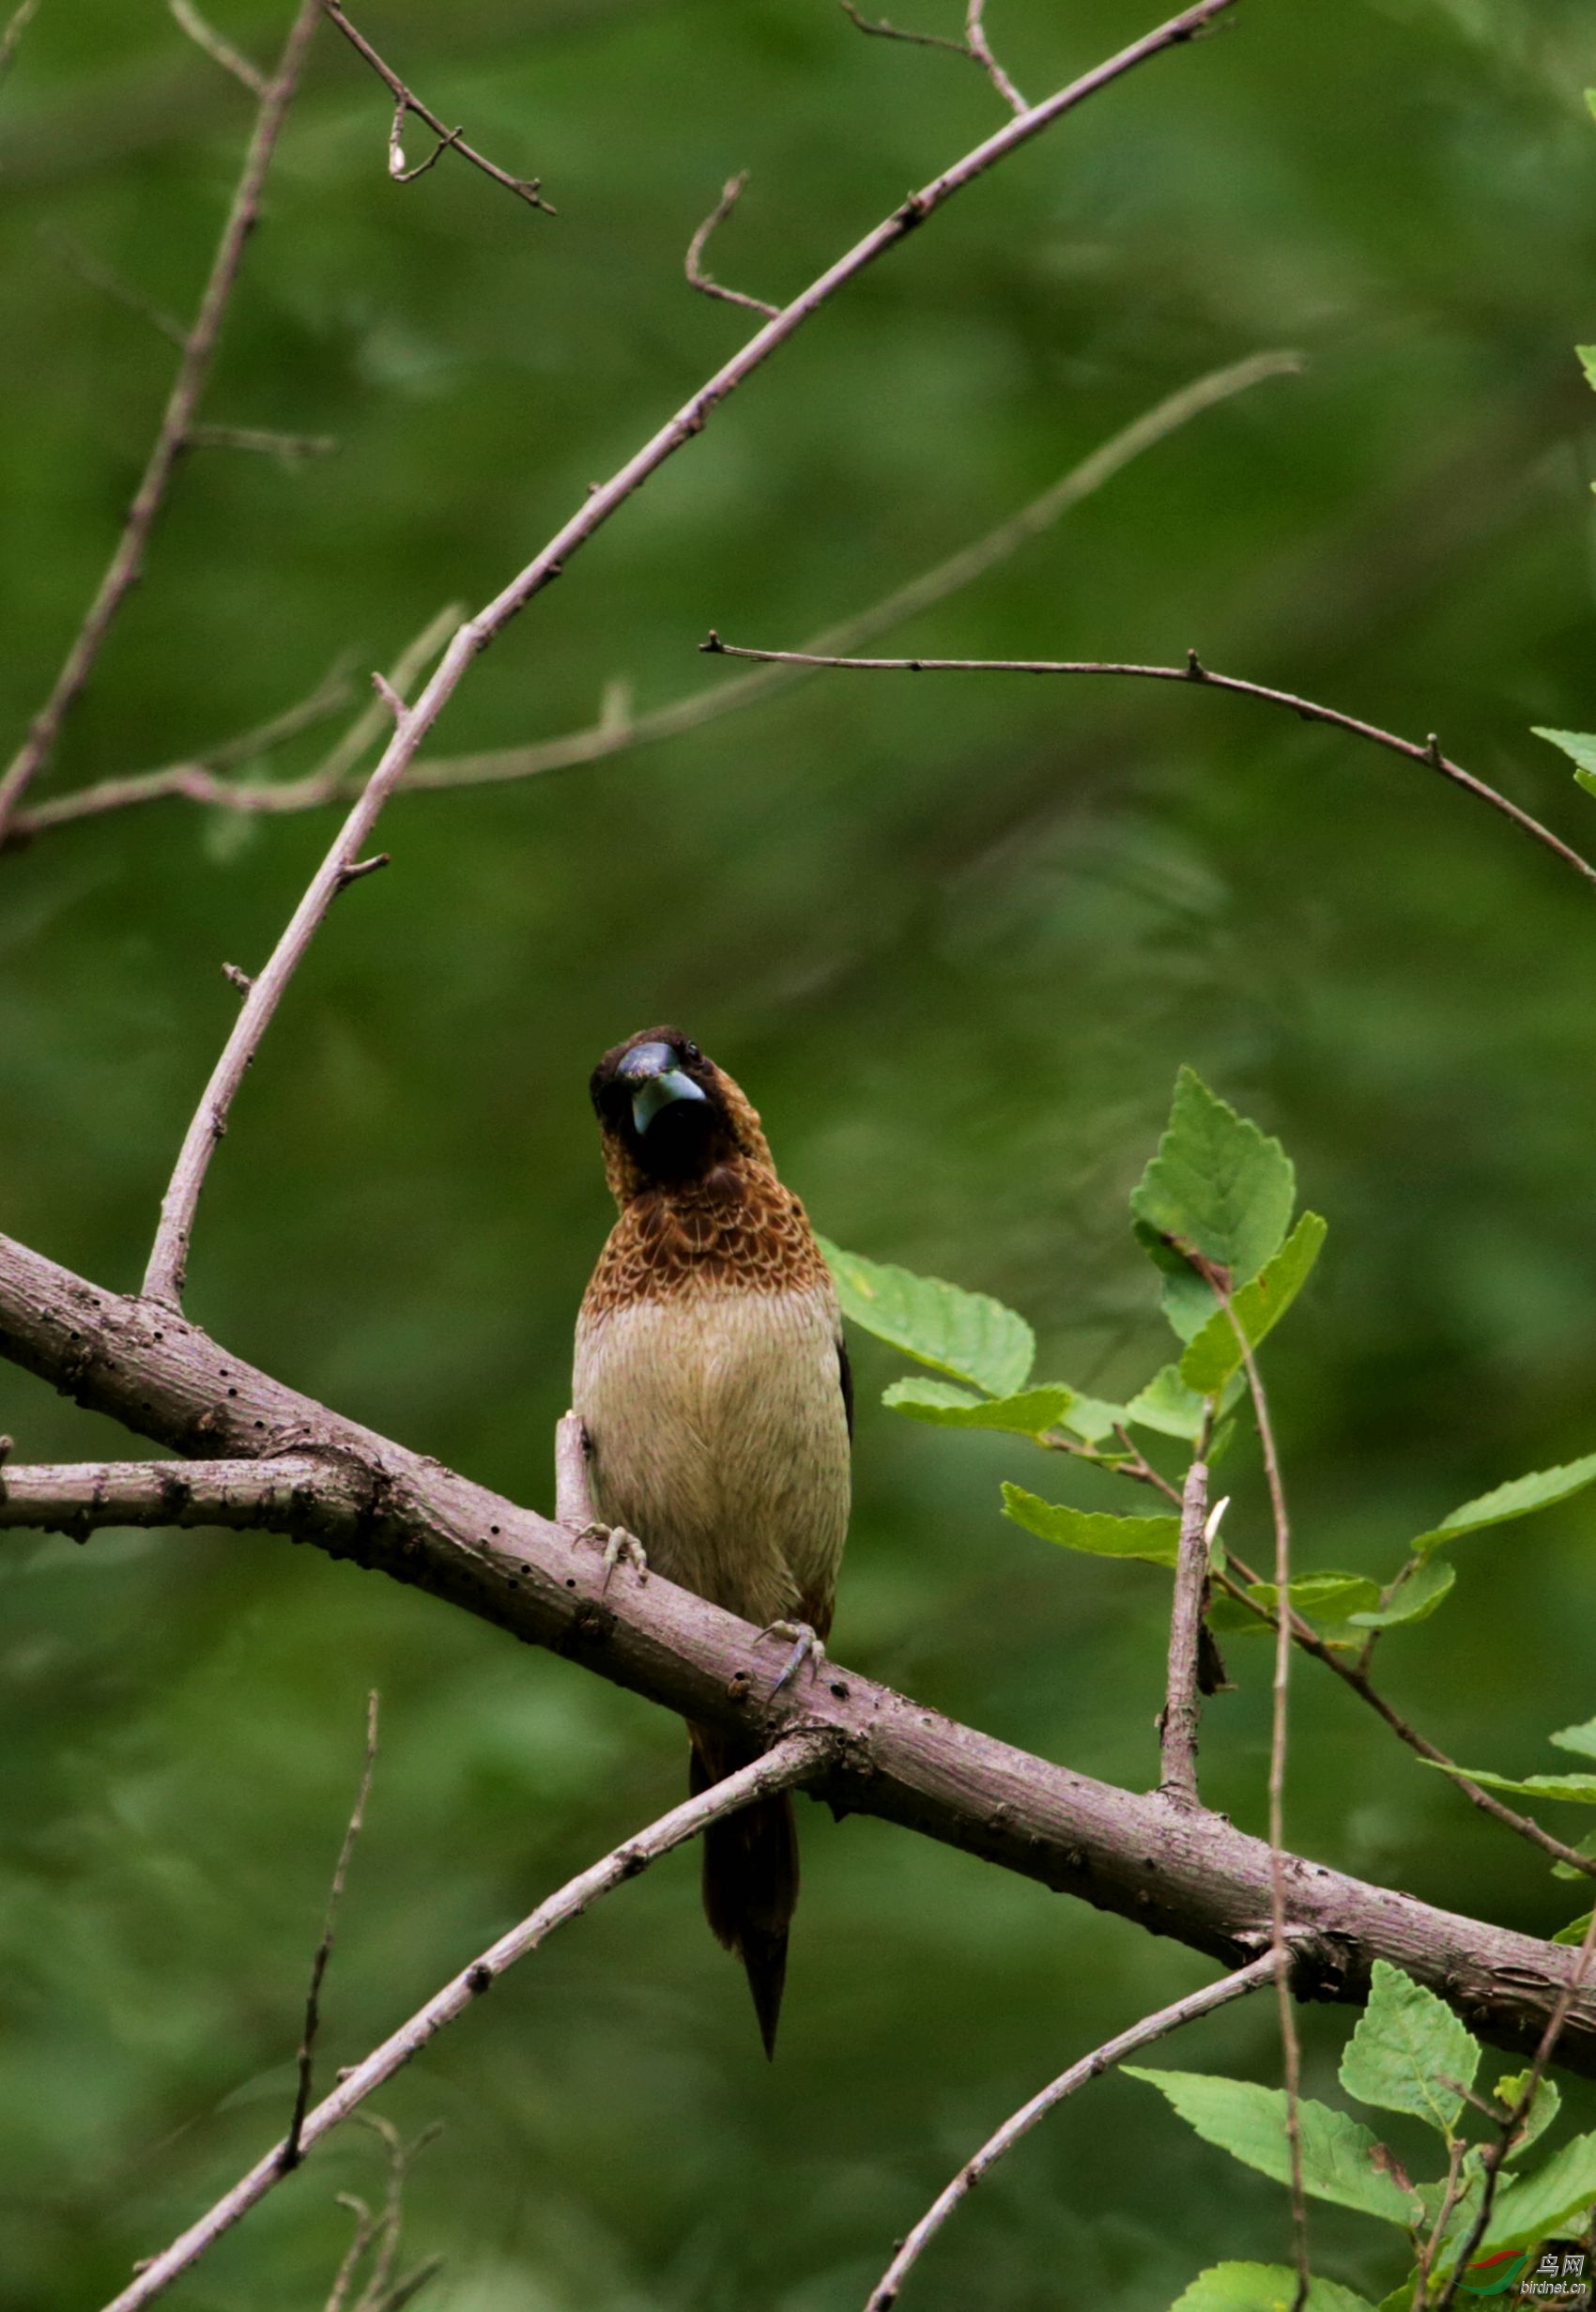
572, 1285, 851, 1630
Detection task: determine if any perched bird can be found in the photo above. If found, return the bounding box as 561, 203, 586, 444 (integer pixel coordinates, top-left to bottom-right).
574, 1027, 852, 2056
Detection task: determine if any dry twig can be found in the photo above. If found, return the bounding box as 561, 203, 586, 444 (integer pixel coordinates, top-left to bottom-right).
0, 0, 324, 848
97, 1735, 830, 2312
0, 0, 38, 88
168, 0, 268, 96
284, 1691, 381, 2169
696, 641, 1596, 892
864, 1952, 1281, 2309
319, 2, 553, 215
1159, 1454, 1211, 1806
685, 172, 778, 318
840, 0, 1027, 114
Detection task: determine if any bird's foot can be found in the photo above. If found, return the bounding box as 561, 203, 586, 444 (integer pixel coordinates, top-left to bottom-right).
758, 1619, 825, 1696
599, 1526, 648, 1590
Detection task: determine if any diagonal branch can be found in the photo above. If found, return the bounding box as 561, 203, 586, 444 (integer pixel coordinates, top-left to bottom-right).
695, 642, 1596, 892
319, 2, 553, 216
5, 1224, 1596, 2079
864, 1950, 1281, 2310
0, 0, 324, 847
99, 1734, 830, 2312
284, 1690, 381, 2170
132, 0, 1245, 1312
5, 352, 1297, 844
168, 0, 269, 96
1159, 1454, 1211, 1806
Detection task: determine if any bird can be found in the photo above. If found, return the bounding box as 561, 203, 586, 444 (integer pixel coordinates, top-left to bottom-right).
573, 1026, 852, 2057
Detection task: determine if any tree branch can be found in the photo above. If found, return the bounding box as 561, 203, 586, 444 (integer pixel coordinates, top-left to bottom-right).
864, 1950, 1281, 2310
5, 1224, 1596, 2076
695, 642, 1596, 892
99, 1734, 830, 2312
319, 2, 553, 216
1159, 1455, 1210, 1806
285, 1690, 381, 2169
0, 1454, 342, 1537
684, 172, 779, 318
5, 354, 1296, 845
0, 0, 324, 847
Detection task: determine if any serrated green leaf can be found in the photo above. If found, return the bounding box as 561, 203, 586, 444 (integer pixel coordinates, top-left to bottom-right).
1553, 1909, 1593, 1946
1551, 1719, 1596, 1763
1125, 1363, 1215, 1441
1001, 1486, 1181, 1566
1347, 1560, 1456, 1630
1553, 1827, 1596, 1883
1134, 1220, 1225, 1342
1124, 2070, 1421, 2226
1130, 1067, 1297, 1288
1420, 1763, 1596, 1805
1479, 2130, 1596, 2254
1533, 726, 1596, 798
1493, 2070, 1562, 2160
1179, 1212, 1327, 1395
882, 1378, 1074, 1437
1339, 1960, 1481, 2135
1172, 2265, 1380, 2312
819, 1240, 1034, 1395
1413, 1452, 1596, 1555
1058, 1393, 1130, 1443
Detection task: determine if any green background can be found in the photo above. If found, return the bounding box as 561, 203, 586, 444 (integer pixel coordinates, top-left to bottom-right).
5, 1, 1596, 2304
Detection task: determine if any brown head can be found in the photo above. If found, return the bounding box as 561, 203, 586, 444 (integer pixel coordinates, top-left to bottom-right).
590, 1026, 774, 1205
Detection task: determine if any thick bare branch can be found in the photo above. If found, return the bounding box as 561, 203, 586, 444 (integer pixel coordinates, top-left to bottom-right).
697, 641, 1596, 892
319, 2, 553, 215
0, 1454, 338, 1536
5, 1225, 1596, 2079
98, 1735, 829, 2312
5, 355, 1296, 845
1159, 1456, 1210, 1806
865, 1951, 1281, 2310
685, 172, 779, 318
0, 0, 324, 846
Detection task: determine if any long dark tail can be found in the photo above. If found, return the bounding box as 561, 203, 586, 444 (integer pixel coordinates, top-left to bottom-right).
688, 1724, 798, 2060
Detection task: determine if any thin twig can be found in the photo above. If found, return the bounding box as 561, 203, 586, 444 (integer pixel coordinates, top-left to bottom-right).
352, 2115, 438, 2311
187, 423, 339, 461
0, 0, 38, 88
136, 0, 1243, 1307
0, 0, 324, 848
685, 173, 778, 318
8, 356, 1295, 843
839, 0, 1027, 112
1159, 1454, 1210, 1806
39, 224, 188, 347
168, 0, 268, 96
1433, 1901, 1596, 2312
319, 2, 553, 216
97, 1734, 830, 2312
864, 1951, 1281, 2310
284, 1690, 381, 2170
1413, 2135, 1468, 2312
696, 643, 1596, 893
324, 2196, 376, 2312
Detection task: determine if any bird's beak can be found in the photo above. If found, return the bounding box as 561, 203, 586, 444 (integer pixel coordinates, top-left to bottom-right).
615, 1041, 710, 1135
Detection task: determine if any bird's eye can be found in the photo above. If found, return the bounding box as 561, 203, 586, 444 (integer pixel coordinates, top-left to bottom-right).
683, 1040, 700, 1062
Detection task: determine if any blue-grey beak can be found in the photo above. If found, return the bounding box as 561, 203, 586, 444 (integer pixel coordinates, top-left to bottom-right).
616, 1040, 710, 1135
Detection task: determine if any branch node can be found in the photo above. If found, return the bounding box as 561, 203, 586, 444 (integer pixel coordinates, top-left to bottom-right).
684, 171, 780, 319
338, 852, 391, 888
222, 962, 253, 996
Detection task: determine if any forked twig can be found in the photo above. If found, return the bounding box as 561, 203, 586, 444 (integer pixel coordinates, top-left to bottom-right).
97, 1734, 830, 2312
320, 2, 553, 215
168, 0, 269, 95
0, 0, 324, 848
864, 1952, 1280, 2309
696, 642, 1596, 892
840, 0, 1027, 113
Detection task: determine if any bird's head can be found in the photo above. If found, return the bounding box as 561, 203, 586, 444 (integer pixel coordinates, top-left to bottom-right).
590, 1026, 772, 1201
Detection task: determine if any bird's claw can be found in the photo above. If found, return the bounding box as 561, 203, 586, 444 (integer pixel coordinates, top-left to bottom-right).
599, 1526, 648, 1590
758, 1619, 825, 1696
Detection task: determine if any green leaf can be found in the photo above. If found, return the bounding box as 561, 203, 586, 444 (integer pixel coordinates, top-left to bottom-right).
1339, 1960, 1481, 2135
882, 1378, 1074, 1437
1058, 1393, 1130, 1444
1492, 2069, 1562, 2159
1134, 1220, 1227, 1343
1479, 2130, 1596, 2254
1123, 2070, 1421, 2227
1553, 1909, 1593, 1946
1551, 1719, 1596, 1763
1213, 1572, 1384, 1632
1172, 2266, 1380, 2312
1533, 726, 1596, 800
1413, 1452, 1596, 1555
1179, 1213, 1328, 1395
1125, 1363, 1216, 1441
1420, 1763, 1596, 1805
1001, 1486, 1181, 1566
1552, 1826, 1596, 1883
1347, 1560, 1456, 1630
819, 1240, 1034, 1395
1130, 1067, 1297, 1287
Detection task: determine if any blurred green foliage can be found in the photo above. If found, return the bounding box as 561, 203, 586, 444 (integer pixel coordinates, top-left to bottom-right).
5, 1, 1596, 2305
